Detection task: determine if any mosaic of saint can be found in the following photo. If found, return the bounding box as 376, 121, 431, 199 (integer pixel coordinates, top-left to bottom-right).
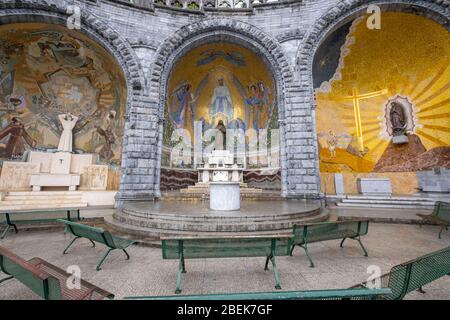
164, 43, 277, 169
0, 23, 126, 166
314, 13, 450, 173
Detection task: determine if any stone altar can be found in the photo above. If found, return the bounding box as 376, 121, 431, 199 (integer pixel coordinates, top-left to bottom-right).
0, 151, 108, 192
30, 151, 80, 191
210, 182, 240, 211
198, 150, 243, 184
205, 150, 242, 211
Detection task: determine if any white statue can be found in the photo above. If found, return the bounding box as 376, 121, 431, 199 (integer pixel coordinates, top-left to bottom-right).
57, 113, 79, 152
209, 78, 234, 123
214, 120, 226, 151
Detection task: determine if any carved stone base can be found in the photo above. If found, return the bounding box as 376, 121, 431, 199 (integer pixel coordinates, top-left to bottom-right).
30, 174, 81, 191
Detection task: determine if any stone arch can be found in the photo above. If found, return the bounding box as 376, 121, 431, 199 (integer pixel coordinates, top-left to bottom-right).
297, 0, 450, 109
149, 18, 314, 198
0, 1, 144, 98
0, 1, 146, 205
297, 0, 450, 195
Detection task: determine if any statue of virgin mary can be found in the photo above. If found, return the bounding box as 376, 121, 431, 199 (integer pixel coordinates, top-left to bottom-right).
209, 78, 234, 123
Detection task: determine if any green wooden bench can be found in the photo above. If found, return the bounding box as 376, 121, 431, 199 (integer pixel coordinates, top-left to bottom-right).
417, 201, 450, 239
57, 219, 136, 271
161, 235, 291, 294
290, 220, 369, 267
0, 208, 82, 239
125, 288, 392, 300
353, 245, 450, 300
0, 245, 114, 300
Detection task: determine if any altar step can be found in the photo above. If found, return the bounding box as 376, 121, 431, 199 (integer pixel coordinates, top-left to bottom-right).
334, 195, 438, 209
0, 191, 88, 210
180, 188, 263, 194
180, 182, 263, 195
160, 191, 284, 201
106, 209, 329, 238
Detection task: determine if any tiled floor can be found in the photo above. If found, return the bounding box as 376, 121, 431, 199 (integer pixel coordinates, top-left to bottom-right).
0, 222, 449, 300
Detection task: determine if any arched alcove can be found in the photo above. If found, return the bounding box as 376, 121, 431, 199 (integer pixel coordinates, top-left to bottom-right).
148, 19, 308, 198
310, 9, 450, 195
0, 3, 144, 200
161, 41, 281, 192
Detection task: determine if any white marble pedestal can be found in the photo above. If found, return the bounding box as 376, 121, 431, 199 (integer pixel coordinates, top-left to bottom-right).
210, 182, 240, 211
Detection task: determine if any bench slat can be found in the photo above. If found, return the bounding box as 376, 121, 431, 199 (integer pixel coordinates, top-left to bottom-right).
162, 237, 291, 260
58, 219, 113, 247
293, 220, 368, 245
0, 246, 57, 299
354, 245, 450, 300
434, 202, 450, 221
125, 288, 392, 300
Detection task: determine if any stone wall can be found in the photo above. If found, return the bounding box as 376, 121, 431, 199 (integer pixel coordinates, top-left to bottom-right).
0, 0, 448, 205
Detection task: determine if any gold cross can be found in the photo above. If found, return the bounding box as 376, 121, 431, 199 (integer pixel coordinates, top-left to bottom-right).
344, 88, 388, 150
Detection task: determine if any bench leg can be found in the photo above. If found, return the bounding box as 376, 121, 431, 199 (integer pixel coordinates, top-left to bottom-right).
63, 237, 80, 254
417, 286, 426, 294
289, 244, 296, 256
438, 226, 443, 239
355, 237, 368, 257
175, 257, 185, 294
0, 225, 10, 240
122, 249, 130, 260
264, 255, 270, 271
1, 214, 18, 239
89, 239, 96, 248
96, 248, 113, 271
269, 256, 282, 290
438, 226, 448, 239
300, 244, 315, 268
0, 275, 13, 284
340, 238, 346, 248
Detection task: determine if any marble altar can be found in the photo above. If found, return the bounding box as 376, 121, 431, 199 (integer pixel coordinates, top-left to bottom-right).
206, 150, 242, 211
0, 151, 108, 192
210, 182, 240, 211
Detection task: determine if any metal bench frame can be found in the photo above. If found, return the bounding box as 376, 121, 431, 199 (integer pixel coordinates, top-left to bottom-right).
0, 208, 82, 239
353, 245, 450, 299
58, 219, 136, 271
162, 235, 291, 294
290, 220, 369, 267
417, 201, 450, 239
0, 245, 114, 300
125, 288, 392, 300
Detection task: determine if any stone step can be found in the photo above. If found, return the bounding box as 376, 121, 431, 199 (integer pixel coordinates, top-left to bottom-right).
121, 207, 322, 223
106, 211, 330, 239
186, 182, 249, 187
160, 193, 284, 202
344, 195, 436, 202
106, 216, 293, 238
0, 200, 84, 206
6, 191, 83, 196
4, 195, 82, 201
180, 189, 264, 194
341, 199, 436, 205
0, 203, 88, 211
336, 202, 435, 209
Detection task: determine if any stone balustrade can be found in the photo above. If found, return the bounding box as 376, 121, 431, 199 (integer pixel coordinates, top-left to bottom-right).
108, 0, 300, 13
